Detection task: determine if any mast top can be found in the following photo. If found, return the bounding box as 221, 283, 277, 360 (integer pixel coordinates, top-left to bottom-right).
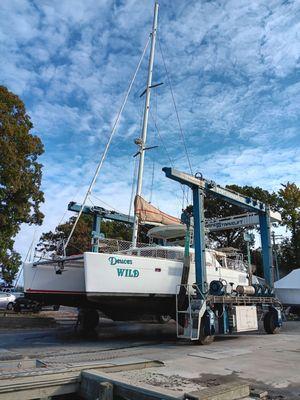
131, 1, 159, 247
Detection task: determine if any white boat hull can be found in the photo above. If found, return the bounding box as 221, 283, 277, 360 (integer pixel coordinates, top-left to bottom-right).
274, 288, 300, 306
23, 259, 88, 307
84, 251, 248, 296
24, 250, 248, 319
275, 269, 300, 306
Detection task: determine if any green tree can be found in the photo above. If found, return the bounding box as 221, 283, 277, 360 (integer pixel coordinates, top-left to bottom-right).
37, 215, 91, 257
182, 185, 279, 277
0, 86, 44, 284
204, 185, 279, 250
37, 215, 133, 257
277, 182, 300, 271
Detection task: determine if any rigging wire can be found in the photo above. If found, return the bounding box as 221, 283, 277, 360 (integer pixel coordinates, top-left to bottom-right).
14, 228, 38, 288
30, 181, 87, 262
89, 193, 119, 213
158, 37, 193, 175
149, 159, 155, 203
149, 109, 189, 208
63, 36, 151, 252
158, 37, 193, 206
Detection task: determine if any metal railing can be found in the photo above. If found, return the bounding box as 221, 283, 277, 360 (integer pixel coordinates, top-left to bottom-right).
98, 238, 184, 261
33, 237, 249, 272
226, 258, 248, 272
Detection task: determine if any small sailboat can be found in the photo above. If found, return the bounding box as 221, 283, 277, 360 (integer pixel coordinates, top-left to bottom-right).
24, 2, 252, 328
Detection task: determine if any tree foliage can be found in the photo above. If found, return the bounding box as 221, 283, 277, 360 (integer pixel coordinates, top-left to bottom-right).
191, 182, 299, 276
37, 215, 132, 257
204, 184, 279, 251
0, 86, 44, 284
37, 215, 91, 257
277, 182, 300, 271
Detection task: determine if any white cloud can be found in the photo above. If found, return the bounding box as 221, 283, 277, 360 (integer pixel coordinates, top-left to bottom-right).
1, 0, 299, 260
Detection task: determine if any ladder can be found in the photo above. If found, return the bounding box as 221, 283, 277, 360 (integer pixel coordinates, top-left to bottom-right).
176, 284, 207, 340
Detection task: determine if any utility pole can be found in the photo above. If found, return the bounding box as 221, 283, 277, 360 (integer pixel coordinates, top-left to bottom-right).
272, 231, 283, 281
244, 231, 255, 285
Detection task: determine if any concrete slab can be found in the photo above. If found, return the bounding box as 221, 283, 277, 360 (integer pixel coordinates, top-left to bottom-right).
186, 381, 250, 400
0, 315, 299, 398
188, 347, 252, 360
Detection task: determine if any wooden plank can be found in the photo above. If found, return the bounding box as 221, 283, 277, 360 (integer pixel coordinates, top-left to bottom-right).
81, 370, 183, 400
98, 382, 113, 400
0, 360, 164, 400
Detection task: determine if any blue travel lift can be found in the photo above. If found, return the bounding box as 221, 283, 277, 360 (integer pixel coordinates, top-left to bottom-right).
163, 167, 283, 345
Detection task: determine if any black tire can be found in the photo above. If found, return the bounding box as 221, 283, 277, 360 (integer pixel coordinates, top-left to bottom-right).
32, 303, 41, 313
158, 314, 171, 324
6, 302, 14, 311
264, 311, 281, 334
78, 309, 99, 332
13, 303, 21, 312
197, 314, 215, 345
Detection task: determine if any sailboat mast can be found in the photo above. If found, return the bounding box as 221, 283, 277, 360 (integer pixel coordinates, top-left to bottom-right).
132, 2, 159, 247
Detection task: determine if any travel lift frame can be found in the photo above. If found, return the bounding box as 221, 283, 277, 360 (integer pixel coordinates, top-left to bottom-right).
163, 167, 283, 345
68, 203, 281, 251
67, 202, 134, 253
68, 177, 282, 340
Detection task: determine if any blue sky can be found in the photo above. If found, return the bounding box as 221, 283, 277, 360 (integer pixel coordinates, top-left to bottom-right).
1, 0, 300, 258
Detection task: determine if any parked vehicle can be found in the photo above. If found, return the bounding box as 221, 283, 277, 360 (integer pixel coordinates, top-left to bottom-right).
0, 293, 16, 310
13, 297, 41, 313
13, 296, 60, 312
12, 292, 24, 300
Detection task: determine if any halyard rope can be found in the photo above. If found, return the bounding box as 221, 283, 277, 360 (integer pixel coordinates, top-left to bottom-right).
63, 36, 151, 252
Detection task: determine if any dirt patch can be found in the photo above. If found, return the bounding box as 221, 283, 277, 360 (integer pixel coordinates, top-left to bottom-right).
136, 371, 300, 399
191, 372, 241, 387
115, 370, 207, 392
250, 381, 300, 400
195, 372, 300, 400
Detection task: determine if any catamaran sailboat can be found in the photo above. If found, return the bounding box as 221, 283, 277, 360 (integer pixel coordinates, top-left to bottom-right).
24, 234, 250, 322
24, 2, 253, 328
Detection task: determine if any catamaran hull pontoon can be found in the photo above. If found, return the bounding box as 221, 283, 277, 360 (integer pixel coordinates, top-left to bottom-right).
24, 248, 249, 321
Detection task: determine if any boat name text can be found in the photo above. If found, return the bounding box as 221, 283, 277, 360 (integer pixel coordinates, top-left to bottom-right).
107, 257, 139, 278
117, 268, 139, 278
108, 257, 133, 266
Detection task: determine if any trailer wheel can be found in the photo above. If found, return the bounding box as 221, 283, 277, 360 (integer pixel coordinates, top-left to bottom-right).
32, 302, 42, 313
263, 311, 280, 334
13, 303, 21, 312
78, 309, 99, 332
198, 316, 215, 345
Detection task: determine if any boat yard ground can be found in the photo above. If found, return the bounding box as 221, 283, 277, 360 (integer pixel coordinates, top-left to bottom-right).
0, 308, 299, 399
